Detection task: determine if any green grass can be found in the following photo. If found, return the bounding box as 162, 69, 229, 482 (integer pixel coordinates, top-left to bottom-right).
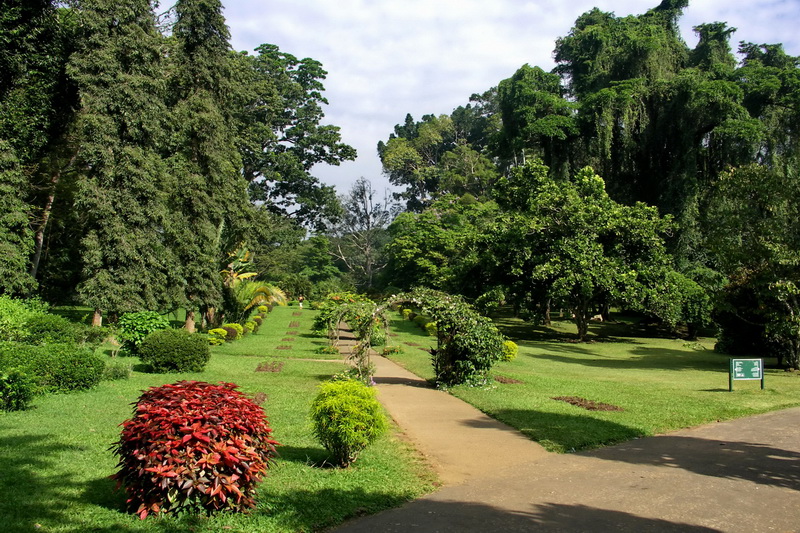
0, 306, 435, 532
386, 311, 800, 453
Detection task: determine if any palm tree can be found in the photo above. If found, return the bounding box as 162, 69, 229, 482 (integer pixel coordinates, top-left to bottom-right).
232, 281, 287, 322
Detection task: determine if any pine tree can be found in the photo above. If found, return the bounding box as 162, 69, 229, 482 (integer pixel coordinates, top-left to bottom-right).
166, 0, 249, 331
68, 0, 172, 325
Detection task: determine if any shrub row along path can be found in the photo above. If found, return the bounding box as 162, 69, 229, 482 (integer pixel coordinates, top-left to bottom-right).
332, 327, 800, 532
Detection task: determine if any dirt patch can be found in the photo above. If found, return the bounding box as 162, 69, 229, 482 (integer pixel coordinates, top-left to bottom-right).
256, 361, 285, 373
494, 375, 524, 384
251, 392, 269, 405
275, 345, 292, 350
289, 321, 300, 328
292, 312, 302, 317
404, 342, 421, 347
281, 337, 295, 342
552, 396, 623, 412
286, 330, 299, 335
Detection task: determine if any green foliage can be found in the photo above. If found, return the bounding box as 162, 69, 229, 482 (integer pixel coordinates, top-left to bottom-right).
257, 305, 269, 313
208, 328, 227, 345
401, 308, 413, 320
111, 381, 279, 518
22, 313, 79, 345
424, 322, 437, 337
502, 340, 519, 362
138, 329, 210, 373
0, 368, 35, 411
309, 379, 388, 467
0, 341, 105, 393
221, 323, 244, 340
101, 360, 131, 381
389, 289, 506, 385
0, 295, 45, 341
244, 320, 257, 334
0, 141, 36, 295
117, 311, 170, 355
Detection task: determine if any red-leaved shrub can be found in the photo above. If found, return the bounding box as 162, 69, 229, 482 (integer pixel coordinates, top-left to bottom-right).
111, 381, 279, 519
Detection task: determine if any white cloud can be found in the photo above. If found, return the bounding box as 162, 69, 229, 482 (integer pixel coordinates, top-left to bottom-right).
224, 0, 800, 193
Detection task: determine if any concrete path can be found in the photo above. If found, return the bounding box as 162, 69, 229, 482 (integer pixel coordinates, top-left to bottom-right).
333, 331, 800, 532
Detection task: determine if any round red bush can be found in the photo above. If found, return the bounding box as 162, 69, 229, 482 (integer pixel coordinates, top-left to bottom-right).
111, 381, 279, 519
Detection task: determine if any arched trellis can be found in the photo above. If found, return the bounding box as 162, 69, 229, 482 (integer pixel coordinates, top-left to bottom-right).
321, 289, 506, 386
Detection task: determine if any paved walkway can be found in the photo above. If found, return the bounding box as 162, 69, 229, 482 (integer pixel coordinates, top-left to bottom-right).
333, 330, 800, 532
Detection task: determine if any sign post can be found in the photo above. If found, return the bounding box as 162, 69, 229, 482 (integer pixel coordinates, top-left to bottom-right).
729, 358, 764, 391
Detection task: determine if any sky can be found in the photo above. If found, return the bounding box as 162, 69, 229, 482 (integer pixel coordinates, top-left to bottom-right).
222, 0, 800, 195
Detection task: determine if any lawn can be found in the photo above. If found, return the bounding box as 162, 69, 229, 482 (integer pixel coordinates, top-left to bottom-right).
384, 310, 800, 453
0, 306, 436, 533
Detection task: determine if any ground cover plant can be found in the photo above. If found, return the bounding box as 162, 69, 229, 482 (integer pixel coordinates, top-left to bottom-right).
384, 310, 800, 453
0, 306, 435, 532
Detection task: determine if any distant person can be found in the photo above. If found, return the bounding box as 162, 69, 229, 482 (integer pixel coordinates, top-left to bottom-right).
298, 295, 304, 309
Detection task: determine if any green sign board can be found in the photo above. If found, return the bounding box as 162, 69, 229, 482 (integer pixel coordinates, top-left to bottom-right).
729, 358, 764, 391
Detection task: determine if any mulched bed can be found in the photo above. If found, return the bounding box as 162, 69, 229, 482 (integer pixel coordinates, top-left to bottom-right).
275, 345, 292, 350
288, 321, 300, 328
552, 396, 624, 412
494, 375, 524, 384
281, 337, 295, 342
404, 342, 421, 347
292, 312, 302, 316
255, 361, 285, 373
286, 330, 299, 335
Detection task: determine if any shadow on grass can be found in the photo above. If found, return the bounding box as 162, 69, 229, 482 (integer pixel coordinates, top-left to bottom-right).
524, 343, 731, 372
489, 409, 643, 453
277, 445, 329, 465
333, 499, 719, 532
259, 487, 425, 532
588, 436, 800, 491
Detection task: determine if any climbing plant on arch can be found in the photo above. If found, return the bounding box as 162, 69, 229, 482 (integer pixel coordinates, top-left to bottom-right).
316, 289, 506, 386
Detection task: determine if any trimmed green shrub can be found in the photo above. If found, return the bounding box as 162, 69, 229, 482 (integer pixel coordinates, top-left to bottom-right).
245, 321, 257, 334
221, 323, 244, 341
502, 340, 519, 362
112, 381, 279, 519
117, 312, 170, 355
0, 342, 105, 393
22, 313, 79, 345
208, 328, 227, 346
257, 305, 269, 313
138, 329, 210, 373
102, 360, 132, 381
0, 369, 35, 411
413, 315, 429, 329
252, 316, 263, 326
401, 308, 413, 320
425, 321, 438, 337
310, 379, 387, 467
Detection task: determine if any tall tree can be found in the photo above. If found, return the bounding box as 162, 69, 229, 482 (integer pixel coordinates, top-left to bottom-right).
166, 0, 249, 331
64, 0, 173, 325
237, 44, 356, 231
328, 178, 397, 290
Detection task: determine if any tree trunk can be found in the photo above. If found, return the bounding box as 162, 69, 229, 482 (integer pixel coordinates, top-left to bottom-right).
92, 308, 103, 327
185, 309, 196, 333
573, 299, 590, 341
30, 152, 77, 280
543, 299, 552, 326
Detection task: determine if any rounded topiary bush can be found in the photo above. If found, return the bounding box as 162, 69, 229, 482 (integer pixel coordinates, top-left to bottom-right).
221, 323, 244, 341
138, 329, 210, 373
310, 379, 387, 467
502, 340, 519, 362
112, 381, 279, 519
